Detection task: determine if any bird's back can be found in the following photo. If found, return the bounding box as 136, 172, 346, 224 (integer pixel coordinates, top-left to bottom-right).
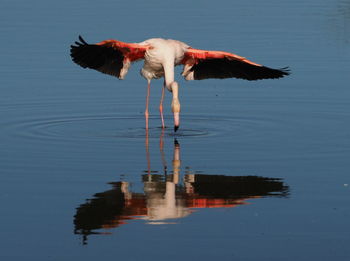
139, 38, 189, 80
141, 38, 189, 64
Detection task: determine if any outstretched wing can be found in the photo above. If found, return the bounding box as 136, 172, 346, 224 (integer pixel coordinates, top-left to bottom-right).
70, 36, 149, 79
181, 48, 290, 81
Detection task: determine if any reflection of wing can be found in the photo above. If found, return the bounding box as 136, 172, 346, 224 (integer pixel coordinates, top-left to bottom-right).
74, 183, 126, 233
70, 36, 149, 79
184, 175, 289, 208
73, 182, 146, 244
74, 175, 289, 244
187, 175, 288, 197
182, 48, 290, 80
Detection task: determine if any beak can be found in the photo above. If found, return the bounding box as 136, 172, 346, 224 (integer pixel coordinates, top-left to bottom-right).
174, 112, 180, 132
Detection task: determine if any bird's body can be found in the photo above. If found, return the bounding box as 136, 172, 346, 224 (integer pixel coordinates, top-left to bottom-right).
140, 38, 189, 87
70, 36, 289, 131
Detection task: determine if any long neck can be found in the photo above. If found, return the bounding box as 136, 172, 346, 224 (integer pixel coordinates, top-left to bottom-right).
163, 60, 175, 91
171, 82, 178, 99
171, 82, 180, 114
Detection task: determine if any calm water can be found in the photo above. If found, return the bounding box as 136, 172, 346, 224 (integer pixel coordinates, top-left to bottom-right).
1, 0, 349, 260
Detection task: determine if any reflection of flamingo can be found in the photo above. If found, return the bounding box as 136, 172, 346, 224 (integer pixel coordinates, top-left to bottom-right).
143, 136, 186, 221
74, 134, 289, 244
70, 36, 290, 131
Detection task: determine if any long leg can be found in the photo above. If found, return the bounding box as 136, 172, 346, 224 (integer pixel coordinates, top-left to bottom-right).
145, 129, 151, 175
159, 81, 166, 128
160, 128, 167, 174
145, 80, 151, 130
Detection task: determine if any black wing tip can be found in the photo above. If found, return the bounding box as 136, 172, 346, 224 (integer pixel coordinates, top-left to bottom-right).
71, 35, 89, 49
69, 35, 124, 78
255, 66, 290, 81
78, 35, 88, 45
275, 66, 291, 79
69, 35, 91, 68
279, 66, 291, 76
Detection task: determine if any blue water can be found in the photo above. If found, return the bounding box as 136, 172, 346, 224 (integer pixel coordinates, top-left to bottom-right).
1, 0, 349, 260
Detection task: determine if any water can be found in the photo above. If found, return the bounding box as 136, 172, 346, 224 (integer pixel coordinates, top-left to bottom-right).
1, 0, 349, 260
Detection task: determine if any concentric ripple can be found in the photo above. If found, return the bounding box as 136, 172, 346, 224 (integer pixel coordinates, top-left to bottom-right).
4, 112, 275, 143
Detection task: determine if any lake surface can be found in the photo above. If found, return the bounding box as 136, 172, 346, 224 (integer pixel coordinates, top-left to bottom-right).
1, 0, 349, 260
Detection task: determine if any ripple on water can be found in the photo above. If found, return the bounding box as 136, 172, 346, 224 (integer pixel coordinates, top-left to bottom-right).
5, 113, 275, 143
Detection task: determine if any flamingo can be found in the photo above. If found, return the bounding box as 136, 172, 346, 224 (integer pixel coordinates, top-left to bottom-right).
70, 36, 289, 131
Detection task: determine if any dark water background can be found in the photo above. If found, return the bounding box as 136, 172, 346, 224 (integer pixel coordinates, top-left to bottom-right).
1, 0, 349, 260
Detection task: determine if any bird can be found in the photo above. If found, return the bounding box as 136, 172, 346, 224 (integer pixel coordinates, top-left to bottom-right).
70, 36, 289, 132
